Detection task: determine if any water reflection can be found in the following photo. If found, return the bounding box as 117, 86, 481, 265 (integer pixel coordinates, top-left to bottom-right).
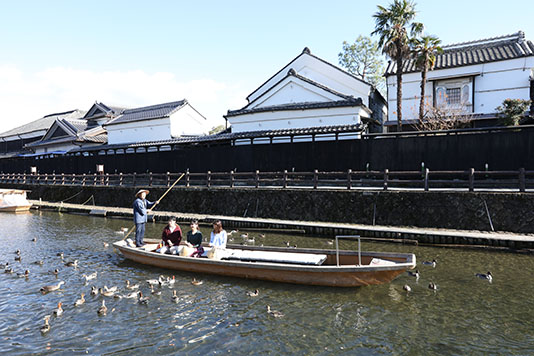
0, 210, 534, 355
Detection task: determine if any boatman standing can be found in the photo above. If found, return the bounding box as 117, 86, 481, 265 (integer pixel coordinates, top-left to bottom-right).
133, 189, 156, 247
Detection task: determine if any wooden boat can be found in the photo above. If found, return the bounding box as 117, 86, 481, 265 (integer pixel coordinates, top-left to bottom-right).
0, 189, 32, 212
113, 239, 416, 287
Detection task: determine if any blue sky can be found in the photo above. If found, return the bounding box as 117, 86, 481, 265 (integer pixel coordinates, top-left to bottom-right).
1, 0, 533, 131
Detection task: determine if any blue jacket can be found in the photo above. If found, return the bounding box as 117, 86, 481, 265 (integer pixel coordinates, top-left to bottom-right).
133, 197, 155, 224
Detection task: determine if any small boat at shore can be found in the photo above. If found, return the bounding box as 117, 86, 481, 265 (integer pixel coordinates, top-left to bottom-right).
113, 239, 416, 287
0, 189, 32, 212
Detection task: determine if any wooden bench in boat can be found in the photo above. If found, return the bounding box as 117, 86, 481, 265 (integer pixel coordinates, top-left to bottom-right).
219, 249, 327, 265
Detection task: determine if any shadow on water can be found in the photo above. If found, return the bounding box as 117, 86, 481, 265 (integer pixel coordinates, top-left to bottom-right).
1, 210, 534, 355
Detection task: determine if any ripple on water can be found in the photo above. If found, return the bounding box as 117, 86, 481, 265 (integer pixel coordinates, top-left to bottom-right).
2, 211, 534, 355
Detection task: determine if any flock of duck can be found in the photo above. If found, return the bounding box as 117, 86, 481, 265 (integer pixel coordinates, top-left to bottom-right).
2, 235, 283, 336
402, 258, 493, 293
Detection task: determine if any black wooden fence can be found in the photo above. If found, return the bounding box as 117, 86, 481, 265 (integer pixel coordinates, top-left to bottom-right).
1, 168, 532, 192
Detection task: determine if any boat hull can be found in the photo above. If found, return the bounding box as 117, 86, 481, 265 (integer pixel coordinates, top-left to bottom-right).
114, 241, 415, 287
0, 205, 32, 212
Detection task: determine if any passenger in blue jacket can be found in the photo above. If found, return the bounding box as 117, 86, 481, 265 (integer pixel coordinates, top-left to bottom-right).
133, 189, 156, 247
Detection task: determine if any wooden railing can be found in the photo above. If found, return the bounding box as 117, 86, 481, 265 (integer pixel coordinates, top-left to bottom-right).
0, 168, 533, 192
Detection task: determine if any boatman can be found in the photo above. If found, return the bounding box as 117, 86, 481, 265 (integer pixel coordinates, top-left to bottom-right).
133, 189, 156, 247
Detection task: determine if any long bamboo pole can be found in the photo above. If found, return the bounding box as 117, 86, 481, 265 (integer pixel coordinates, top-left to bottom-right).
122, 173, 185, 241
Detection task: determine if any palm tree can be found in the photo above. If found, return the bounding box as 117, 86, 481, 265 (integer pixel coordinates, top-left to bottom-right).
372, 0, 423, 131
412, 35, 442, 123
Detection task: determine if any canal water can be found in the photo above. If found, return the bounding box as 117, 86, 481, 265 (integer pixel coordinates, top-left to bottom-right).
0, 210, 533, 355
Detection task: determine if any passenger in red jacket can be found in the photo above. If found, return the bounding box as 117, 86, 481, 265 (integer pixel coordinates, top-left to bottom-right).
158, 217, 182, 254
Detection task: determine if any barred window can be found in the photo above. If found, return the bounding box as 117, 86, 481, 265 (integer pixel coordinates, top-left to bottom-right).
446, 88, 461, 105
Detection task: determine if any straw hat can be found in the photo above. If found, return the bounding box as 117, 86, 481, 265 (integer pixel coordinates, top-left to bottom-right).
135, 189, 149, 197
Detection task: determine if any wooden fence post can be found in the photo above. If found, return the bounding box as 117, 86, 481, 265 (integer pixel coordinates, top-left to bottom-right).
347, 169, 352, 190
283, 170, 288, 189
82, 174, 86, 186
383, 169, 389, 191
105, 173, 109, 186
424, 168, 429, 191
519, 168, 526, 192
45, 173, 48, 184
149, 172, 153, 187
133, 172, 137, 187
207, 171, 211, 188
186, 169, 190, 187
93, 173, 97, 186
119, 173, 123, 186
468, 168, 474, 192
255, 170, 260, 188
230, 170, 235, 188
167, 172, 170, 187
313, 169, 318, 189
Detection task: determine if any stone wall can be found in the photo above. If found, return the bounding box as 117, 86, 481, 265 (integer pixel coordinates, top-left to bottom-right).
10, 184, 534, 234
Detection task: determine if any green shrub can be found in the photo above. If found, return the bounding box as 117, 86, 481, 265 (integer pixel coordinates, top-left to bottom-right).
495, 99, 532, 126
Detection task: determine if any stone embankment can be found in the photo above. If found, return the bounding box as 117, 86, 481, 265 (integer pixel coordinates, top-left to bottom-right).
6, 183, 534, 251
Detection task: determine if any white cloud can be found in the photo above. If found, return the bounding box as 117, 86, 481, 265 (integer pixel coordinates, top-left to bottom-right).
0, 65, 249, 133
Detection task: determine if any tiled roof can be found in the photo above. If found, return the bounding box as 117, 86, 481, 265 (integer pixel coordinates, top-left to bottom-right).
0, 110, 85, 138
385, 31, 534, 76
70, 123, 366, 152
225, 99, 365, 117
63, 119, 89, 133
105, 100, 187, 126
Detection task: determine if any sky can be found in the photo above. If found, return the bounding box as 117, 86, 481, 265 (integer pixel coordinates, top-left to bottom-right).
0, 0, 533, 133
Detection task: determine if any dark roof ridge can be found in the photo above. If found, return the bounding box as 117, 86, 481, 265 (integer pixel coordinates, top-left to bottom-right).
43, 109, 79, 118
442, 31, 525, 50
122, 100, 187, 114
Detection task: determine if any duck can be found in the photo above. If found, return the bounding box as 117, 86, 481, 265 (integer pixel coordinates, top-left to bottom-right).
326, 240, 334, 245
171, 290, 179, 302
258, 234, 266, 238
14, 249, 21, 255
146, 276, 165, 286
422, 259, 437, 268
51, 269, 59, 276
403, 284, 412, 292
475, 271, 493, 282
4, 266, 13, 274
82, 272, 97, 282
103, 242, 109, 248
123, 291, 138, 299
40, 281, 65, 294
0, 262, 8, 268
40, 315, 51, 334
240, 233, 249, 239
33, 260, 44, 266
166, 276, 176, 286
90, 286, 98, 296
407, 270, 420, 279
428, 282, 438, 290
266, 305, 284, 318
99, 288, 115, 297
53, 302, 63, 316
151, 285, 161, 296
74, 293, 85, 307
14, 255, 21, 262
191, 278, 203, 286
57, 252, 64, 259
64, 260, 78, 267
31, 237, 37, 242
228, 230, 238, 236
17, 270, 30, 278
246, 289, 259, 297
97, 300, 107, 315
104, 285, 118, 293
138, 291, 149, 305
126, 280, 139, 290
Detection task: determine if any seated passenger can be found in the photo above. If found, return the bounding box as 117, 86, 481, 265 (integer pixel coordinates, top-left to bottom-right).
185, 219, 204, 257
209, 220, 227, 249
158, 217, 182, 254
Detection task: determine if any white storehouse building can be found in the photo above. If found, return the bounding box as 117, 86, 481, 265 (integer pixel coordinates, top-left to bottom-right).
384, 31, 534, 131
104, 100, 207, 145
225, 47, 387, 142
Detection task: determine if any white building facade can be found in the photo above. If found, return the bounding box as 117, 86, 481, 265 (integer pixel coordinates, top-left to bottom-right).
105, 100, 208, 145
225, 48, 386, 140
384, 31, 534, 131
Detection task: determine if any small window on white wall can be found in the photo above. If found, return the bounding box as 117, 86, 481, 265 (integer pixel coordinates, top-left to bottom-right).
434, 77, 473, 111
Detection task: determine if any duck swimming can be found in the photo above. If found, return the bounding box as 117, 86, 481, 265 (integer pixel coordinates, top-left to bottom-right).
104, 286, 118, 293
51, 269, 59, 276
14, 255, 21, 262
74, 293, 85, 307
246, 289, 259, 297
267, 305, 284, 318
40, 315, 51, 334
97, 300, 107, 315
99, 288, 115, 297
428, 282, 438, 290
475, 271, 493, 282
403, 284, 412, 292
40, 281, 65, 294
171, 290, 179, 302
191, 278, 203, 286
64, 260, 78, 268
17, 270, 30, 278
138, 291, 149, 305
33, 260, 44, 266
31, 237, 37, 242
126, 280, 139, 290
150, 285, 161, 296
422, 259, 437, 268
407, 270, 420, 279
82, 272, 97, 282
91, 286, 98, 296
53, 302, 63, 316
